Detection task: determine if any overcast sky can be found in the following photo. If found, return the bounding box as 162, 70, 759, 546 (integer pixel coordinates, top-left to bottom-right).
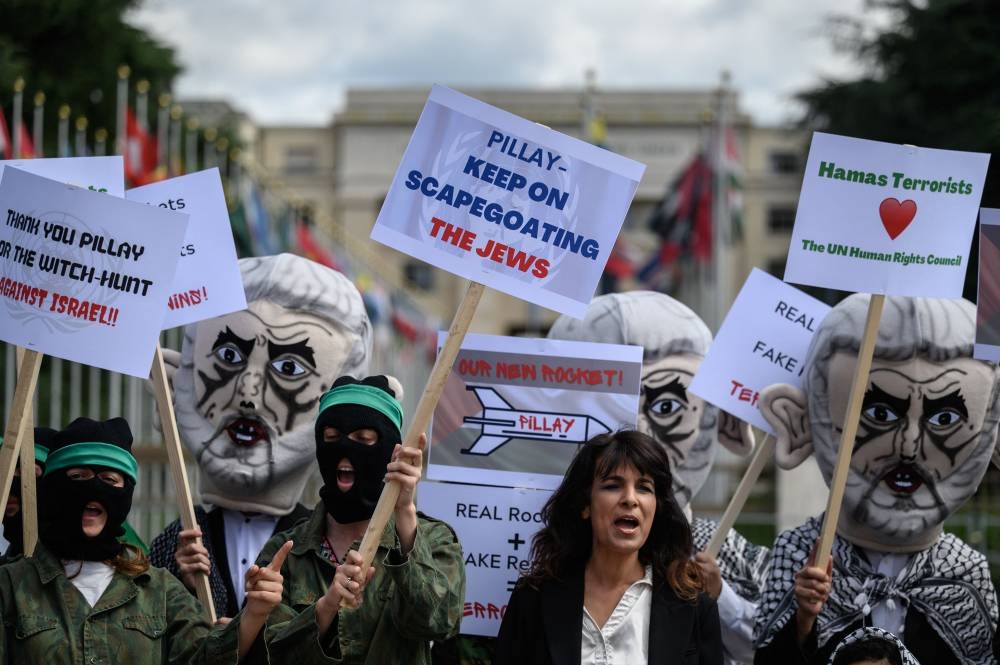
128, 0, 887, 127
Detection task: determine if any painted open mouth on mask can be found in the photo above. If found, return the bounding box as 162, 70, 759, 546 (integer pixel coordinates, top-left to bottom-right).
882, 464, 924, 495
225, 418, 269, 447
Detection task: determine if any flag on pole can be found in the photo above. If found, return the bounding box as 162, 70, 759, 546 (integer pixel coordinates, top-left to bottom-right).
638, 152, 714, 290
17, 123, 36, 159
125, 108, 157, 185
0, 108, 11, 159
721, 126, 744, 244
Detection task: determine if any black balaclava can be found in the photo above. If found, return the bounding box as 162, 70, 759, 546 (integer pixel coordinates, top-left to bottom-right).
315, 375, 403, 524
2, 427, 56, 557
39, 417, 136, 562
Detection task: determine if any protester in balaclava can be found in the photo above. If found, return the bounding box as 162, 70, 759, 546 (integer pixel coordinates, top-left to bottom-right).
755, 295, 1000, 664
249, 375, 464, 665
0, 427, 55, 559
544, 291, 765, 665
150, 253, 372, 618
829, 628, 920, 665
0, 416, 291, 663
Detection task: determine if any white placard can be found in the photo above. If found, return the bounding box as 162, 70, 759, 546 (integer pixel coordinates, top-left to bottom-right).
784, 132, 988, 297
426, 332, 642, 490
371, 85, 645, 318
0, 156, 125, 196
690, 268, 831, 433
975, 208, 1000, 361
418, 481, 550, 637
0, 167, 188, 377
127, 169, 246, 329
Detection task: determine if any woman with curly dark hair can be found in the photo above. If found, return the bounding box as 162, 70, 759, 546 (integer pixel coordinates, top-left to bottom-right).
494, 430, 723, 664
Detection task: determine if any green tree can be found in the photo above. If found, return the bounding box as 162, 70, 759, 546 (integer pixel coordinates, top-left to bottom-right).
0, 0, 179, 154
799, 0, 1000, 300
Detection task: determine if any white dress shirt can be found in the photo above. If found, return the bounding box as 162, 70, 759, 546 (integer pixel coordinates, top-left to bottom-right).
64, 560, 115, 607
581, 566, 653, 665
716, 579, 757, 665
861, 547, 911, 639
222, 509, 279, 606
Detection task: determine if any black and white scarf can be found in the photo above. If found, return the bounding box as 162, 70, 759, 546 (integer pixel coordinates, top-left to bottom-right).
754, 517, 998, 664
692, 517, 771, 603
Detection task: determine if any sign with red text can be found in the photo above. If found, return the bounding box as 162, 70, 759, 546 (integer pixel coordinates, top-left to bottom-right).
127, 169, 246, 329
370, 85, 645, 318
426, 332, 642, 490
418, 481, 549, 637
784, 132, 988, 297
975, 209, 1000, 361
1, 156, 125, 196
0, 168, 189, 377
690, 268, 830, 434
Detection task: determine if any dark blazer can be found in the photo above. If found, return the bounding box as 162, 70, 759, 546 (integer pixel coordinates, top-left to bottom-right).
494, 571, 723, 665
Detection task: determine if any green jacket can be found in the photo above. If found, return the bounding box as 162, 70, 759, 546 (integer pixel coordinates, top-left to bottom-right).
0, 543, 239, 665
255, 502, 465, 664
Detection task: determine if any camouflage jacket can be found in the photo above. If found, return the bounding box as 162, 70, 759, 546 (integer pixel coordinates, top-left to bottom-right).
254, 502, 465, 664
0, 542, 239, 665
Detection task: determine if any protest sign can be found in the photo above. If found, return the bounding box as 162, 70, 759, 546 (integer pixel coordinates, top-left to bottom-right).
371, 84, 644, 319
0, 167, 188, 377
0, 156, 125, 196
690, 268, 830, 433
975, 208, 1000, 361
426, 332, 643, 490
784, 132, 988, 298
127, 168, 246, 329
418, 482, 550, 637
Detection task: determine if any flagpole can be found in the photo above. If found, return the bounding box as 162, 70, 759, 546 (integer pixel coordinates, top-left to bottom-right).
75, 116, 88, 156
12, 78, 24, 158
57, 105, 71, 158
94, 128, 108, 156
32, 92, 44, 158
136, 80, 150, 133
169, 104, 183, 176
157, 93, 170, 173
712, 70, 732, 330
185, 117, 199, 174
116, 65, 130, 156
217, 137, 229, 179
203, 127, 217, 170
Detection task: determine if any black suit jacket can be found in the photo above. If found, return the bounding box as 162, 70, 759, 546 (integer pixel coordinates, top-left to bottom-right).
494, 571, 723, 665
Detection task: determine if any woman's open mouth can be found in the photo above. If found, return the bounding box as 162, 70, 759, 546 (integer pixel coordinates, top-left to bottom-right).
614, 515, 640, 535
336, 459, 355, 493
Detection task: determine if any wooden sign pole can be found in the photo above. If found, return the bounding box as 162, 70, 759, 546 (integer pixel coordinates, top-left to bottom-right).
814, 294, 884, 568
704, 434, 775, 559
355, 281, 486, 570
150, 342, 217, 622
0, 349, 42, 543
14, 348, 38, 555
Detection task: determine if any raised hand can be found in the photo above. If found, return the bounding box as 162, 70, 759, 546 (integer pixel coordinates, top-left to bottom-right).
175, 528, 211, 592
244, 540, 293, 619
794, 541, 833, 643
693, 552, 723, 600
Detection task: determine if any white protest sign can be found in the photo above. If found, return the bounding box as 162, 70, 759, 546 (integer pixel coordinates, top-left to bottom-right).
418, 481, 549, 637
371, 85, 645, 318
127, 169, 246, 329
784, 132, 988, 297
974, 208, 1000, 361
0, 156, 125, 197
426, 332, 642, 490
0, 168, 188, 377
690, 268, 830, 433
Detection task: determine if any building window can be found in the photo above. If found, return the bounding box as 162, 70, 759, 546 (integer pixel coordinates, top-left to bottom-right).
767, 206, 797, 233
285, 145, 318, 175
768, 151, 799, 174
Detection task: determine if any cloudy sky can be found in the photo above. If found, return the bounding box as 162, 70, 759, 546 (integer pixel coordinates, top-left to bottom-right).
128, 0, 888, 127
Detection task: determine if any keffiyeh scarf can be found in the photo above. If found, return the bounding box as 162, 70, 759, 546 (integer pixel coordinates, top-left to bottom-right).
692, 517, 771, 603
754, 517, 997, 664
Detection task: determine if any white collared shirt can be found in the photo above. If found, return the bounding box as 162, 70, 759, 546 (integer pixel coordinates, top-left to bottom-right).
582, 565, 653, 665
862, 547, 911, 639
64, 560, 115, 607
222, 508, 279, 606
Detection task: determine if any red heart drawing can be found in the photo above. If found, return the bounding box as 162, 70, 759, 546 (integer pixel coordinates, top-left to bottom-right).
879, 198, 917, 240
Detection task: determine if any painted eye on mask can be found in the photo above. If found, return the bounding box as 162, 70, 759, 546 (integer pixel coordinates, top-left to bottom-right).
647, 397, 684, 418
214, 344, 246, 366
270, 357, 308, 377
925, 408, 964, 429
862, 404, 900, 424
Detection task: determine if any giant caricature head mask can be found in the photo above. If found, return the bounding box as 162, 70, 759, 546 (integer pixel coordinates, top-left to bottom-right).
172, 254, 373, 515
761, 295, 1000, 551
548, 291, 754, 510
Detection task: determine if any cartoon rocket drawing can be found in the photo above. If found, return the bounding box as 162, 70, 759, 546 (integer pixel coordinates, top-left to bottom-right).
461, 386, 611, 455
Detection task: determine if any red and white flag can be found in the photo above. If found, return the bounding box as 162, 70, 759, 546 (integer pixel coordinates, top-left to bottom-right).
125, 107, 157, 185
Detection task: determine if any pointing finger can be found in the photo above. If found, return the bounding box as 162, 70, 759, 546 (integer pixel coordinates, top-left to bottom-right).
267, 540, 294, 572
